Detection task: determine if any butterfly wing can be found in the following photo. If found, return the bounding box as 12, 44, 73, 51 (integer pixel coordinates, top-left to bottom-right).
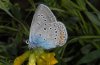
32, 22, 68, 49
55, 21, 68, 46
29, 4, 57, 43
28, 4, 68, 49
32, 4, 57, 25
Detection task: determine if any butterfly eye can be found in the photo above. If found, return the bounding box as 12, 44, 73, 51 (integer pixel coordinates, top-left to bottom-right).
26, 40, 29, 44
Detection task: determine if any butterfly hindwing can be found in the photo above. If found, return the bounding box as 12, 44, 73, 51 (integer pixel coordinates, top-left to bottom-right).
29, 4, 57, 42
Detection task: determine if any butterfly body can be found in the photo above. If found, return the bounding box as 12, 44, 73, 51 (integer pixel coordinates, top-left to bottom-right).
27, 4, 68, 49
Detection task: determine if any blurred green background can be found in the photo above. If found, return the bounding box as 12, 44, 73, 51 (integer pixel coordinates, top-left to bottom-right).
0, 0, 100, 65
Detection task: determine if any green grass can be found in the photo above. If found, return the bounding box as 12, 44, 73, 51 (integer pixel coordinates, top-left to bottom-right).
0, 0, 100, 65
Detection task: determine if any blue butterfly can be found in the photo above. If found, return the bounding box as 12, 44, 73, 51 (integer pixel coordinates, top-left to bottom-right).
26, 4, 68, 49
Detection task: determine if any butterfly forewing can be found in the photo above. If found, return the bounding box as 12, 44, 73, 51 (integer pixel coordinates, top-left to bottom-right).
29, 4, 57, 41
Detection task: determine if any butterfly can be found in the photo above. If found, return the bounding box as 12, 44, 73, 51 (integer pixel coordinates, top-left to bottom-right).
26, 4, 68, 49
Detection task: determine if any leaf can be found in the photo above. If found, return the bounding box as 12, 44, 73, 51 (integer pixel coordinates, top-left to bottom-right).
28, 0, 35, 9
76, 0, 86, 10
61, 0, 79, 9
85, 11, 100, 26
77, 49, 100, 65
0, 62, 3, 65
86, 0, 100, 20
81, 44, 93, 54
10, 3, 22, 20
0, 0, 11, 10
0, 26, 18, 32
0, 0, 13, 17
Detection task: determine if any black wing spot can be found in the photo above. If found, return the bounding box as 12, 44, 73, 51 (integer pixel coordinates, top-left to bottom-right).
44, 20, 46, 21
54, 24, 56, 26
44, 28, 46, 30
50, 28, 52, 29
55, 31, 57, 33
39, 34, 41, 36
55, 38, 56, 39
41, 14, 43, 16
45, 24, 46, 25
38, 15, 40, 16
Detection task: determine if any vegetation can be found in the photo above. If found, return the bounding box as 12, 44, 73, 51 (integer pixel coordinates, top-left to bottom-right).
0, 0, 100, 65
